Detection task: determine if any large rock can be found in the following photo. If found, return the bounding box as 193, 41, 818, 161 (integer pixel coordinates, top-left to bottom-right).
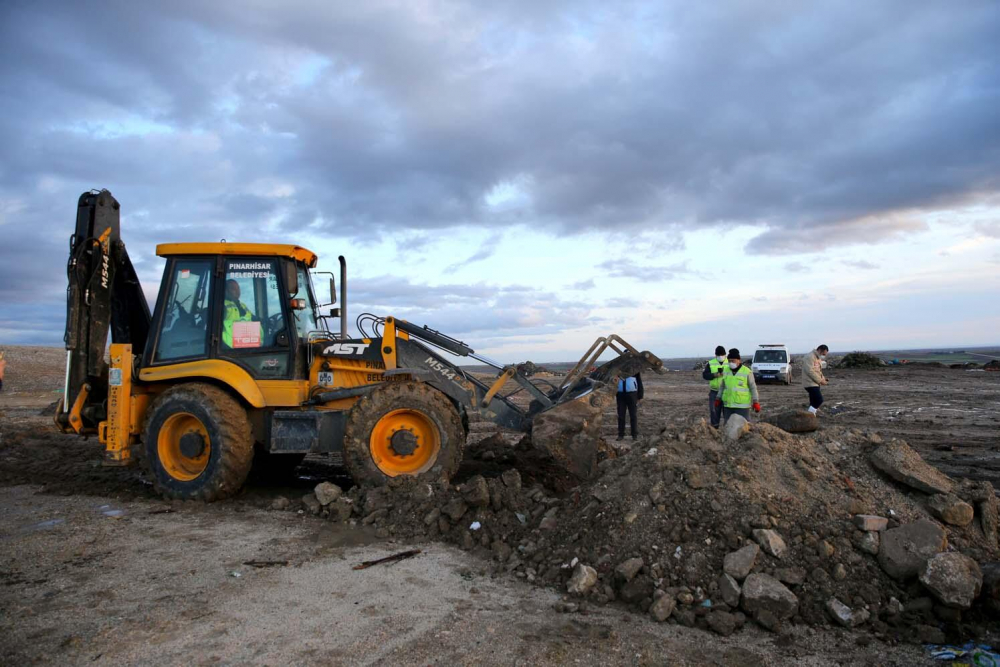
826, 598, 870, 627
919, 553, 983, 609
870, 439, 954, 495
719, 573, 741, 607
461, 475, 491, 507
707, 610, 738, 636
314, 482, 343, 506
878, 520, 947, 580
741, 573, 799, 630
775, 567, 806, 586
567, 564, 598, 595
752, 529, 787, 558
723, 415, 750, 441
852, 515, 888, 532
619, 576, 654, 604
724, 543, 760, 581
765, 410, 818, 433
301, 493, 321, 515
856, 531, 880, 555
530, 389, 608, 480
926, 494, 974, 527
981, 563, 1000, 613
649, 594, 676, 622
443, 498, 469, 522
977, 486, 999, 547
615, 557, 644, 583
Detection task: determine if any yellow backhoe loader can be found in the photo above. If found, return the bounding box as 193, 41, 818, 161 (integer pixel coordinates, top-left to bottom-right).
55, 189, 663, 500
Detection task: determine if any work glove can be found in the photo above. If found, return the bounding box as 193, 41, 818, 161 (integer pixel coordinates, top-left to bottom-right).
752, 402, 761, 413
714, 399, 722, 408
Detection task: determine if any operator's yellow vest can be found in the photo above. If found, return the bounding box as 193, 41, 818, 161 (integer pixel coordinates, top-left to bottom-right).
720, 365, 752, 408
222, 300, 252, 347
707, 358, 726, 391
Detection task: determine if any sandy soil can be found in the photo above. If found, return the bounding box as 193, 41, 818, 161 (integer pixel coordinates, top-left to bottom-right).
2, 346, 997, 665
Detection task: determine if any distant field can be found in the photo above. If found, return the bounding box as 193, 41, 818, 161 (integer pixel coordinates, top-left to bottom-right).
862, 347, 1000, 365
460, 345, 1000, 372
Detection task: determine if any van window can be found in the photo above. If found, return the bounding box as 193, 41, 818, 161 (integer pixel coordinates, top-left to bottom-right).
753, 350, 788, 363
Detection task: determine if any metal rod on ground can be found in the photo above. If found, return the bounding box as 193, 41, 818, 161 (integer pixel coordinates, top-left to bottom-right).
352, 549, 422, 570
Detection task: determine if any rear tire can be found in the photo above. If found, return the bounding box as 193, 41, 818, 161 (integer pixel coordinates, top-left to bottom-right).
141, 383, 253, 501
343, 382, 464, 486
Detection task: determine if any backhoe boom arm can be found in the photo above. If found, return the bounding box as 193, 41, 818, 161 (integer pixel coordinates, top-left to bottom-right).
57, 189, 151, 433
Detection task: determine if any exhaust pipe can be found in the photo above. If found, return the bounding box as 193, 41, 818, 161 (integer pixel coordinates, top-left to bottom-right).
338, 255, 347, 339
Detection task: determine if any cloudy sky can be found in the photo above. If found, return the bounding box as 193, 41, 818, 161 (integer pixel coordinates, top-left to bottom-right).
1, 0, 998, 362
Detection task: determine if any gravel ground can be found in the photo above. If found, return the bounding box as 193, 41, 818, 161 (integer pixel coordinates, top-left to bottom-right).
2, 345, 995, 665
0, 485, 932, 666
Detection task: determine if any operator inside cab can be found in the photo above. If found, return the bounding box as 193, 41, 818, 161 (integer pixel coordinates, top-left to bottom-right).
222, 279, 253, 348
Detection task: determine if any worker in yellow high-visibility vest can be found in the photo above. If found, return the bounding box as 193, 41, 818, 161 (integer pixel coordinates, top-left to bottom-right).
713, 348, 761, 423
222, 279, 253, 348
701, 345, 728, 428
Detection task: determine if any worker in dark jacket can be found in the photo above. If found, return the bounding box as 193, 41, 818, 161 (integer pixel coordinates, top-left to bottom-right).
702, 345, 727, 428
616, 372, 643, 441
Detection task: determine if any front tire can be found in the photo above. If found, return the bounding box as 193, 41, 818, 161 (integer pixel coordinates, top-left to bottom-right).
141, 383, 253, 501
343, 382, 464, 486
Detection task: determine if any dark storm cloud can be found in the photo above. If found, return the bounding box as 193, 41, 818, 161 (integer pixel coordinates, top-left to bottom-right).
1, 0, 999, 340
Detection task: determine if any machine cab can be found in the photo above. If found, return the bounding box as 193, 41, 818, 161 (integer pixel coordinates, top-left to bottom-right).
144, 243, 323, 379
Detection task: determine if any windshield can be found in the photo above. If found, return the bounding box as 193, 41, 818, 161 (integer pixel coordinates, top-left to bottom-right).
753, 350, 788, 364
292, 264, 320, 338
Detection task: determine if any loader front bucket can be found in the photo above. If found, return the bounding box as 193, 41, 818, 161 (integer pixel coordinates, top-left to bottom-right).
529, 381, 611, 481
527, 339, 664, 484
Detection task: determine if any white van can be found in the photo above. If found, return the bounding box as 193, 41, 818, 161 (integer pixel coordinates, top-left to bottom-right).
750, 344, 792, 385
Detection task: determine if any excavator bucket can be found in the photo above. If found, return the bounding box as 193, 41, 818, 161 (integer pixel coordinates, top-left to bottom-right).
528, 336, 664, 482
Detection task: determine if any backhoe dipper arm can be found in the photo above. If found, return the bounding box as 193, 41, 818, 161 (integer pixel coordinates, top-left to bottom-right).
58, 189, 151, 433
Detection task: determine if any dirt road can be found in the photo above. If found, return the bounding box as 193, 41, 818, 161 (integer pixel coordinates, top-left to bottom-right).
3, 346, 996, 665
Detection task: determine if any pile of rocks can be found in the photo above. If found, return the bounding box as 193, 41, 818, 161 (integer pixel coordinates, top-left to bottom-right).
277, 417, 999, 642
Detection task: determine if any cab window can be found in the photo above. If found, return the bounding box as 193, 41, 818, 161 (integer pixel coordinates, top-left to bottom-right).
291, 264, 320, 338
154, 259, 212, 362
220, 259, 285, 350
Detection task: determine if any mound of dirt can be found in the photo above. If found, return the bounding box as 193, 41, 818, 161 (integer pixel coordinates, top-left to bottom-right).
837, 352, 887, 369
284, 418, 999, 641
516, 361, 549, 377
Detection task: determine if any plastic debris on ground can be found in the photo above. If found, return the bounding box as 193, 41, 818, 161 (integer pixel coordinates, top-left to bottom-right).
926, 642, 1000, 665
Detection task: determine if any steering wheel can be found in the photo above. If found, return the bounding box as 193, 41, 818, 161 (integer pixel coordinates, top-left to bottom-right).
265, 313, 284, 337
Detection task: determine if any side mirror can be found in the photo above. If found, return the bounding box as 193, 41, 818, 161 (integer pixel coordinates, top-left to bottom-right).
285, 262, 299, 295
329, 277, 337, 305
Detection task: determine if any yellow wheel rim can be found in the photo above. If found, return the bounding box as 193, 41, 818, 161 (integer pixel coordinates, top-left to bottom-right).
157, 412, 211, 481
369, 408, 441, 476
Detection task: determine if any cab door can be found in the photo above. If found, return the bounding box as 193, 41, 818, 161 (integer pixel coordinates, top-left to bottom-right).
214, 257, 294, 379
146, 257, 214, 365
